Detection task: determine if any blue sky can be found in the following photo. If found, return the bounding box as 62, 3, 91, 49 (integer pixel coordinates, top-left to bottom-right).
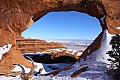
22, 11, 102, 40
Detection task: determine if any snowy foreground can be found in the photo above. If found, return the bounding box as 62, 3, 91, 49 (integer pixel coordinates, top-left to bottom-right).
0, 30, 114, 80
0, 44, 12, 60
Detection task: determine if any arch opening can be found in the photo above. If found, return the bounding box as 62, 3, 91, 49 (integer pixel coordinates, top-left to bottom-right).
17, 11, 102, 64
22, 11, 102, 40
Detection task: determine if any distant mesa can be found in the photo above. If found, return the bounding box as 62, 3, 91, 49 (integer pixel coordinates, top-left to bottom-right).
16, 36, 65, 54
17, 36, 82, 63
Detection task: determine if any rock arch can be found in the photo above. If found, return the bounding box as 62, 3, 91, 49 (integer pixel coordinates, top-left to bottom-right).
0, 0, 120, 72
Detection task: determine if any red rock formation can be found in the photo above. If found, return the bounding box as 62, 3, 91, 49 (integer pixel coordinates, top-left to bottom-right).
70, 66, 88, 78
43, 48, 80, 61
0, 0, 120, 46
79, 50, 84, 52
0, 47, 32, 73
47, 42, 64, 49
0, 0, 120, 72
79, 31, 103, 60
16, 36, 65, 54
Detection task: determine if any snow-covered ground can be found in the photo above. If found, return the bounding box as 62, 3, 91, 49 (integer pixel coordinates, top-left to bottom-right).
0, 44, 12, 60
0, 30, 114, 80
46, 39, 93, 51
42, 48, 82, 57
51, 30, 113, 80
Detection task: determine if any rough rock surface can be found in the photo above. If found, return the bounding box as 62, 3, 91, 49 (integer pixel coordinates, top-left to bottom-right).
16, 36, 65, 54
43, 48, 80, 61
79, 31, 103, 60
0, 47, 32, 73
0, 0, 120, 72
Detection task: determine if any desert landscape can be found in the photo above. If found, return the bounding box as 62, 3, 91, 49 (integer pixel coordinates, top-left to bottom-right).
0, 0, 120, 80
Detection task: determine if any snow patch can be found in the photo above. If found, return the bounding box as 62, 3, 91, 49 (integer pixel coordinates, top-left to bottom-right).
100, 15, 106, 24
12, 62, 47, 74
116, 27, 120, 29
42, 48, 66, 54
77, 52, 83, 56
42, 48, 81, 56
12, 65, 31, 73
0, 44, 12, 60
88, 49, 90, 53
88, 29, 113, 63
34, 62, 47, 74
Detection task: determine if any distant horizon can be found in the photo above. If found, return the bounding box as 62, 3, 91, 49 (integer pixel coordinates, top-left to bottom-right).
22, 11, 101, 40
23, 36, 94, 41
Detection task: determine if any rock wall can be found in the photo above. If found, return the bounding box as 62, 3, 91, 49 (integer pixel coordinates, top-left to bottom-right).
16, 36, 65, 54
0, 0, 120, 73
0, 0, 120, 46
0, 46, 32, 73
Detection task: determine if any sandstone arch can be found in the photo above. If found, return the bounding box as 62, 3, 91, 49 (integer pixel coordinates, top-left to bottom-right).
0, 0, 120, 73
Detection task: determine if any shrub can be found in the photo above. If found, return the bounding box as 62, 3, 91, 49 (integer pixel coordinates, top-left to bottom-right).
106, 34, 120, 80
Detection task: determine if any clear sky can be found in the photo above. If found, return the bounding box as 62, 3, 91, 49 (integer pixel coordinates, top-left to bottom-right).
22, 11, 102, 40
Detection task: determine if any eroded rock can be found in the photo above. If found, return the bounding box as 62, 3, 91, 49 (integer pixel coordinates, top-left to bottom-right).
16, 36, 65, 54
0, 0, 120, 72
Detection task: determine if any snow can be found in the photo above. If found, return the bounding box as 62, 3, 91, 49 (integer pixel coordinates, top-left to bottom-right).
0, 75, 21, 80
0, 30, 114, 79
88, 49, 90, 53
42, 48, 82, 56
12, 64, 31, 73
34, 62, 47, 74
0, 75, 88, 80
42, 48, 66, 54
66, 49, 76, 54
87, 29, 113, 63
46, 39, 71, 43
57, 62, 88, 77
11, 61, 72, 75
100, 15, 106, 24
77, 62, 112, 80
50, 29, 113, 79
0, 44, 12, 60
77, 52, 83, 56
56, 61, 112, 80
116, 27, 120, 29
11, 62, 47, 74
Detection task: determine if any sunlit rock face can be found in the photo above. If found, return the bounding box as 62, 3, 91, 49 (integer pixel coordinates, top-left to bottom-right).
16, 36, 65, 54
0, 0, 120, 72
0, 0, 120, 45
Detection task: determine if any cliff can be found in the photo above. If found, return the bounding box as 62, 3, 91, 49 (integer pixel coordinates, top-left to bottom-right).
16, 36, 65, 54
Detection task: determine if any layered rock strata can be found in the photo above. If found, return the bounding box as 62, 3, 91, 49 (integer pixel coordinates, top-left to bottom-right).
16, 36, 65, 54
0, 0, 120, 73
